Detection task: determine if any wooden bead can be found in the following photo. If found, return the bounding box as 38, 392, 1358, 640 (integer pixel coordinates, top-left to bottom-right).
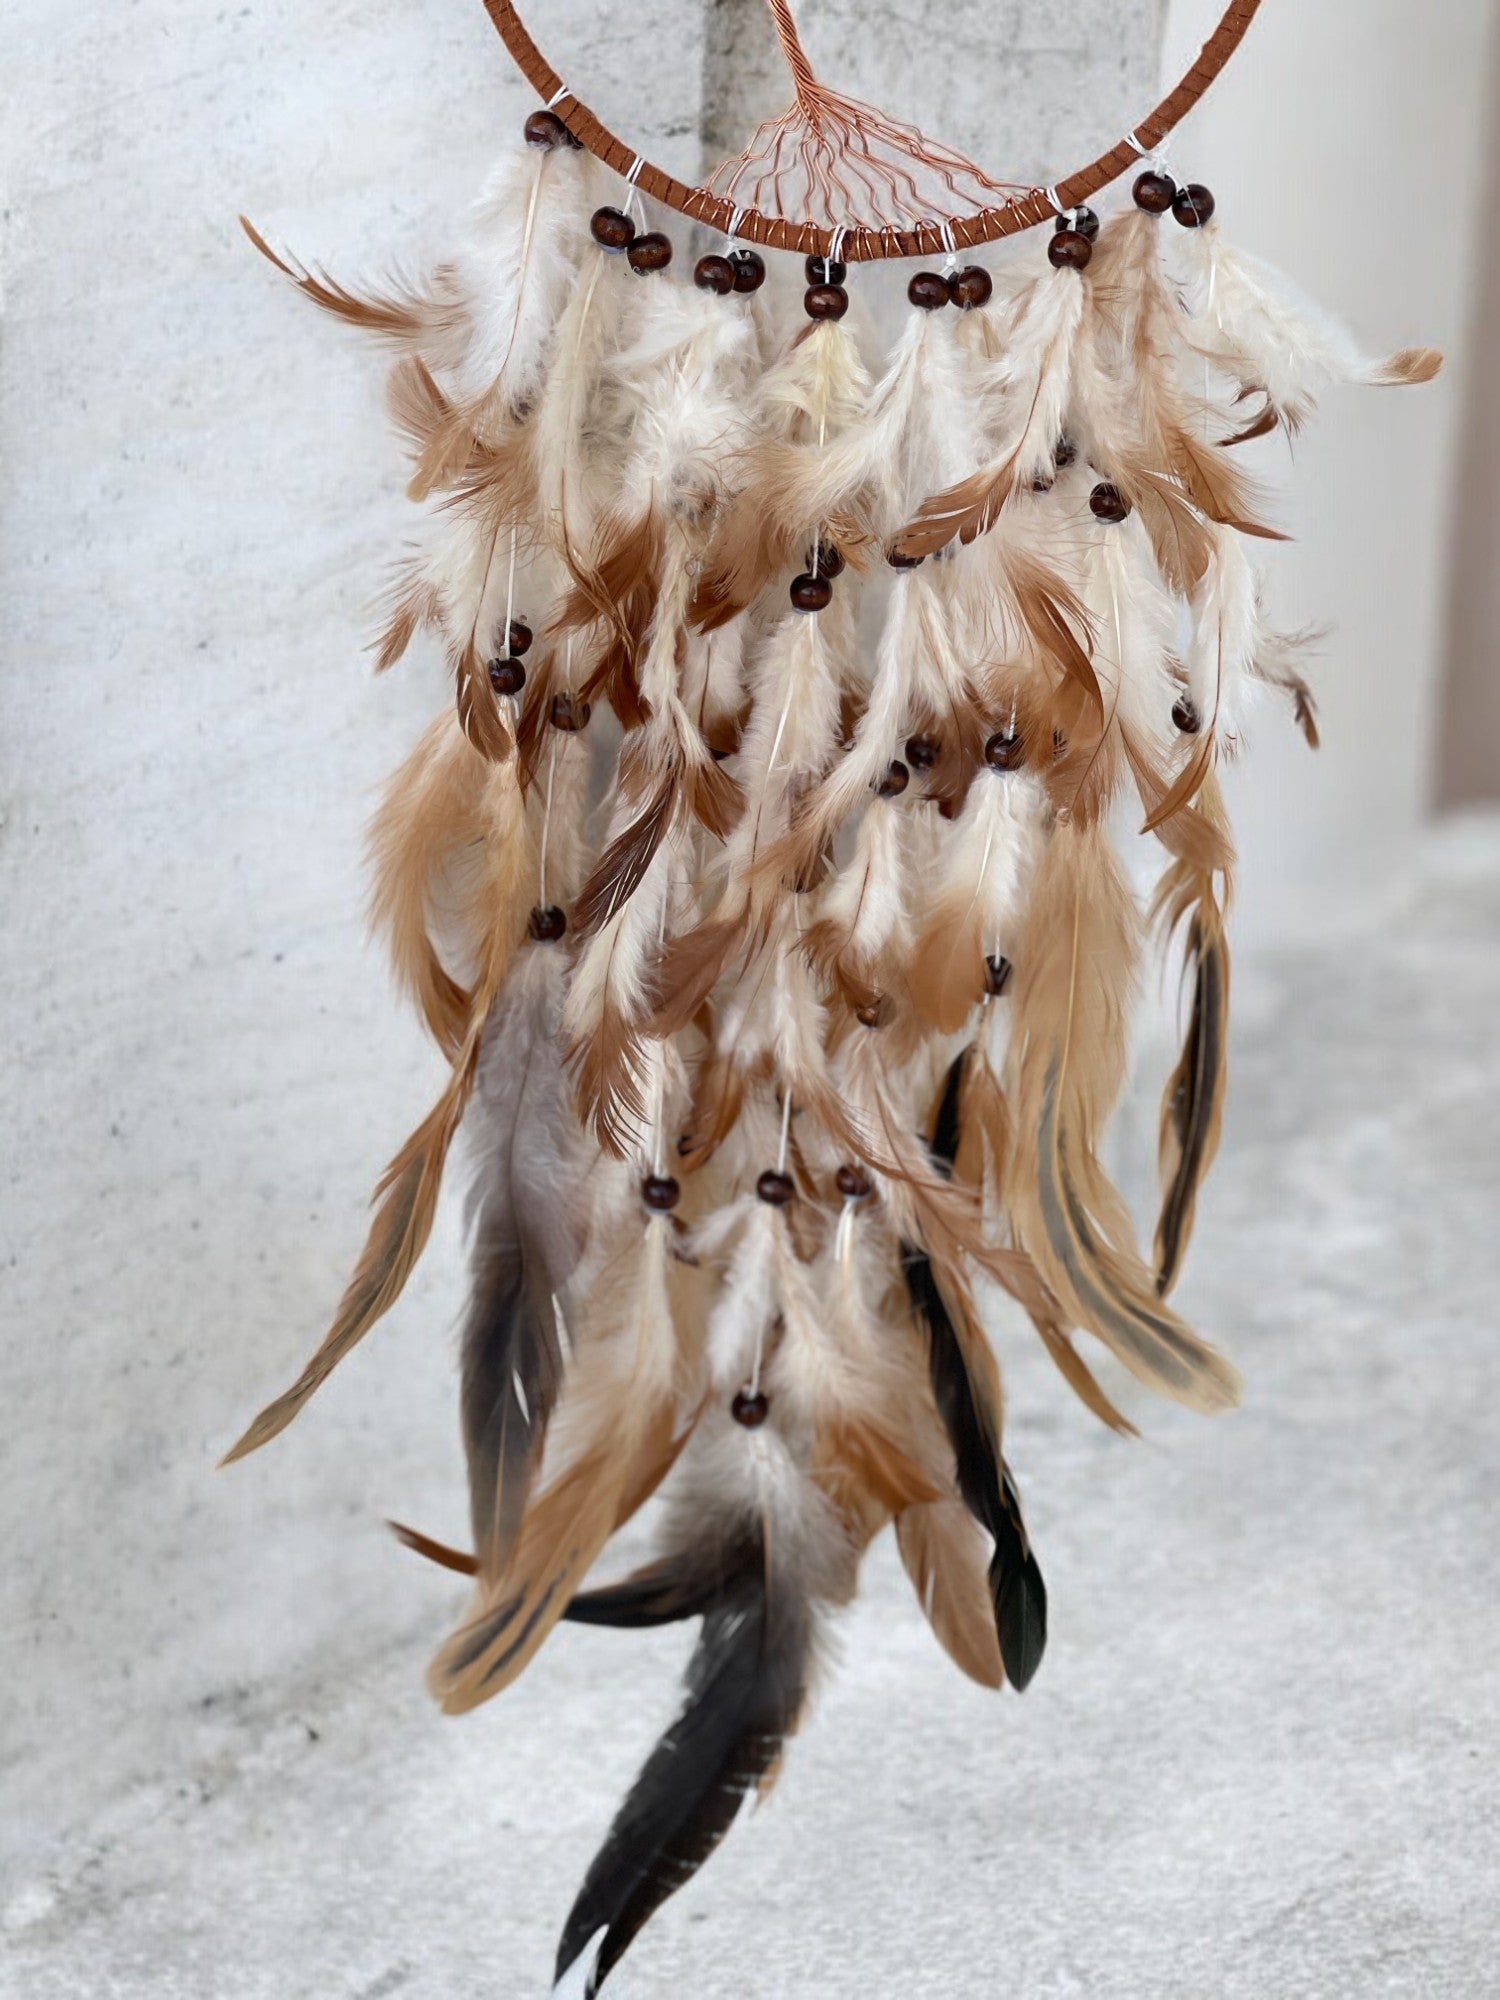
948, 264, 993, 310
1057, 206, 1101, 243
904, 734, 939, 770
731, 1389, 770, 1428
1090, 482, 1130, 523
1048, 229, 1092, 271
985, 953, 1013, 997
642, 1175, 681, 1212
488, 657, 525, 695
878, 760, 910, 798
627, 231, 673, 274
985, 730, 1024, 771
907, 270, 951, 311
756, 1170, 795, 1207
590, 206, 635, 251
1172, 183, 1216, 229
507, 618, 533, 657
524, 109, 572, 149
806, 255, 847, 286
694, 253, 736, 294
549, 692, 591, 732
808, 540, 845, 579
790, 572, 833, 613
886, 545, 923, 570
528, 905, 567, 942
1172, 693, 1202, 734
835, 1164, 872, 1201
1133, 170, 1178, 215
730, 248, 766, 293
804, 283, 849, 321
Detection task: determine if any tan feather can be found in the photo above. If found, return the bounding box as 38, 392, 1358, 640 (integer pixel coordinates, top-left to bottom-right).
367, 713, 487, 1058
1005, 822, 1240, 1414
897, 1501, 1004, 1689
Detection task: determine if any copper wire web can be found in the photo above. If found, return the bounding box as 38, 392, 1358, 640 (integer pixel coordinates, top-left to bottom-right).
707, 0, 1030, 235
480, 0, 1264, 257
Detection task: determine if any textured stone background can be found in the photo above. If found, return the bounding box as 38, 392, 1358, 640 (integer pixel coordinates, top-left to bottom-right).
2, 2, 1496, 1995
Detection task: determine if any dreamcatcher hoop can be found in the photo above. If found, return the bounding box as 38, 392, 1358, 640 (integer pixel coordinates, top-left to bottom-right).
480, 0, 1263, 258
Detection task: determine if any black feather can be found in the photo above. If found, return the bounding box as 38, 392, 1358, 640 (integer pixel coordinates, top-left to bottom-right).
1155, 918, 1226, 1295
563, 1556, 726, 1630
902, 1049, 1048, 1691
554, 1535, 810, 1994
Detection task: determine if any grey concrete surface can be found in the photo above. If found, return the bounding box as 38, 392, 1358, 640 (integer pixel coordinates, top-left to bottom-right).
3, 2, 1496, 1997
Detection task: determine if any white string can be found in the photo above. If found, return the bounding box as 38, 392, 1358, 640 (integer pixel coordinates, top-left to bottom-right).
723, 204, 746, 250
545, 83, 573, 109
1044, 185, 1067, 216
1125, 130, 1150, 156
502, 525, 518, 658
938, 217, 958, 274
829, 223, 849, 268
624, 154, 646, 225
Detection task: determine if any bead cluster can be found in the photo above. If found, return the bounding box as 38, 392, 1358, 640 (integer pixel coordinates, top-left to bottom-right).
588, 205, 674, 275
1133, 172, 1216, 228
487, 617, 532, 696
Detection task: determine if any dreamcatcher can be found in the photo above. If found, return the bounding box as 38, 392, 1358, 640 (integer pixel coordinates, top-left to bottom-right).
224, 0, 1439, 1988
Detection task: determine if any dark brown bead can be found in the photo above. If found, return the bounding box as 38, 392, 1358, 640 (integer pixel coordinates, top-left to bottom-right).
808, 540, 845, 580
877, 760, 909, 799
730, 248, 766, 293
694, 253, 736, 295
1090, 481, 1130, 523
904, 734, 939, 770
806, 255, 847, 286
528, 905, 567, 942
524, 109, 572, 149
984, 953, 1014, 997
488, 657, 525, 695
1056, 205, 1101, 243
507, 618, 533, 657
1048, 229, 1093, 271
1133, 170, 1178, 215
642, 1174, 681, 1212
804, 283, 849, 321
548, 692, 591, 732
1054, 437, 1078, 468
731, 1389, 770, 1428
790, 572, 833, 613
985, 730, 1024, 771
627, 231, 673, 275
886, 545, 924, 570
908, 270, 951, 311
1172, 693, 1202, 734
756, 1169, 795, 1207
948, 264, 993, 310
835, 1164, 872, 1201
855, 1000, 884, 1027
590, 206, 635, 252
1172, 183, 1216, 229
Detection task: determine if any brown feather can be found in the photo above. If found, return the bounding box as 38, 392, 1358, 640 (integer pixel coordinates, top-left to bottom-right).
240, 215, 433, 343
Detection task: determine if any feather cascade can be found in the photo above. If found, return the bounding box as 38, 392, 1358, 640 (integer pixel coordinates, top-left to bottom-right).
228, 135, 1441, 1987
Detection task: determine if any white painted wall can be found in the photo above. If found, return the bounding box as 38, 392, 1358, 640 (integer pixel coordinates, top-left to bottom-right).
1161, 0, 1497, 943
